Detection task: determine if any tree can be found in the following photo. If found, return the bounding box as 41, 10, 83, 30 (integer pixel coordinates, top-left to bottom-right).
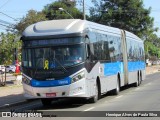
89, 0, 160, 59
144, 33, 160, 59
43, 0, 83, 20
0, 33, 21, 65
13, 10, 47, 35
89, 0, 156, 38
13, 1, 83, 35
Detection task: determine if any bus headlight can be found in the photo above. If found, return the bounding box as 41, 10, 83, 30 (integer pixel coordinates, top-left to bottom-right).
72, 71, 85, 83
22, 75, 31, 85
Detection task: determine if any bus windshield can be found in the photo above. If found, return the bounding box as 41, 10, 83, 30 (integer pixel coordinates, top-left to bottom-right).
22, 44, 85, 69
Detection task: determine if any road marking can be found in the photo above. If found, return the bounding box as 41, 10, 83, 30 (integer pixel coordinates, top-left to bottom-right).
83, 107, 95, 111
105, 95, 123, 103
144, 82, 152, 86
135, 87, 140, 90
105, 101, 108, 103
115, 95, 123, 99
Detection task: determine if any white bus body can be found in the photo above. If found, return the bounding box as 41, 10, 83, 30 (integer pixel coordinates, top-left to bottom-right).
21, 19, 145, 105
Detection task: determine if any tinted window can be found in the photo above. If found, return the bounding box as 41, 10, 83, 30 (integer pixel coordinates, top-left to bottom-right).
22, 44, 85, 69
127, 38, 144, 61
108, 35, 122, 62
90, 32, 121, 62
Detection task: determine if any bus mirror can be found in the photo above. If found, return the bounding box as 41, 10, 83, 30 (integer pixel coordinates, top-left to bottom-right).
110, 41, 113, 44
86, 44, 90, 59
109, 47, 115, 52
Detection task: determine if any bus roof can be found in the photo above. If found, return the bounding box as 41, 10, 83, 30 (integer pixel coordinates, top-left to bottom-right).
22, 19, 142, 41
22, 19, 85, 37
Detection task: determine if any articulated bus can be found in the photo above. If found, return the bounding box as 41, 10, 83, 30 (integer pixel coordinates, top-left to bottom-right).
21, 19, 145, 106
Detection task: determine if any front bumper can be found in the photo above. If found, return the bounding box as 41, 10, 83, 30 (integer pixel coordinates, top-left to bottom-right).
23, 78, 87, 99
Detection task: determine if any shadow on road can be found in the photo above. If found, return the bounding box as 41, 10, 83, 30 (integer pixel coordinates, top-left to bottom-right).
38, 98, 88, 110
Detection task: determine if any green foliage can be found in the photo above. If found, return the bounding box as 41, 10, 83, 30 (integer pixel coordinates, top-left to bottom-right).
89, 0, 156, 38
89, 0, 160, 59
144, 33, 160, 59
0, 33, 22, 65
2, 0, 160, 63
2, 0, 83, 66
13, 1, 83, 34
43, 0, 83, 20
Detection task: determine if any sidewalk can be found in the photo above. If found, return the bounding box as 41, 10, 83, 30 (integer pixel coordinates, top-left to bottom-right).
0, 66, 160, 109
0, 74, 26, 108
146, 65, 160, 75
0, 85, 25, 107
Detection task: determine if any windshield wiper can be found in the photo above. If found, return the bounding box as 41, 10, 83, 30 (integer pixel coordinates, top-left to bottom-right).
33, 58, 43, 78
51, 58, 68, 73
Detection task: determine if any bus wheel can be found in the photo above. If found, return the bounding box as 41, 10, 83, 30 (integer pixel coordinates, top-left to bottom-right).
134, 73, 139, 87
89, 83, 99, 103
139, 72, 142, 85
113, 78, 120, 95
41, 99, 52, 106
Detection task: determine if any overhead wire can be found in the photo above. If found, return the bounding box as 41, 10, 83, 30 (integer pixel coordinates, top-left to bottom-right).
0, 0, 18, 22
0, 11, 17, 21
0, 23, 9, 27
0, 18, 11, 24
0, 0, 11, 9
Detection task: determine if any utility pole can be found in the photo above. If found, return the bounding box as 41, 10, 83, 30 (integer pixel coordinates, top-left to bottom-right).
83, 0, 86, 20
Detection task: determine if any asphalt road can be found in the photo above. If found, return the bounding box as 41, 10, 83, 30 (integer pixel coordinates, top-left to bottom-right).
1, 73, 160, 119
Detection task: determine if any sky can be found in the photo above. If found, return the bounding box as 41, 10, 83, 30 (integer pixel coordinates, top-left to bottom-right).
0, 0, 159, 36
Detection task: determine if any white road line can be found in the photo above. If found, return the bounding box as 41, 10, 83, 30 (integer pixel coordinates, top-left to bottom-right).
83, 107, 95, 111
105, 100, 109, 103
145, 82, 152, 86
105, 95, 123, 103
135, 87, 140, 90
115, 95, 123, 99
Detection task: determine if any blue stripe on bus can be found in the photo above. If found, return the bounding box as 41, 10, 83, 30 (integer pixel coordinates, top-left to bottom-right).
104, 61, 145, 76
128, 61, 145, 72
31, 77, 71, 87
104, 62, 123, 76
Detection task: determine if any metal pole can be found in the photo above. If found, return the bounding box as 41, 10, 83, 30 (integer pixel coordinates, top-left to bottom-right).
83, 0, 86, 20
59, 8, 74, 19
5, 67, 6, 85
65, 10, 74, 19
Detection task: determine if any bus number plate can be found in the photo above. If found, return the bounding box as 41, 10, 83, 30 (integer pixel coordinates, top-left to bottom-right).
46, 93, 56, 97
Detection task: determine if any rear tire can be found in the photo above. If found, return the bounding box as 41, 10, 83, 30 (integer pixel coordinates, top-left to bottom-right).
139, 72, 142, 85
112, 78, 120, 95
134, 73, 139, 87
41, 99, 52, 106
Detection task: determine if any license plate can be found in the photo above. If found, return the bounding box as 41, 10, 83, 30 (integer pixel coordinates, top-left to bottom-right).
46, 93, 56, 97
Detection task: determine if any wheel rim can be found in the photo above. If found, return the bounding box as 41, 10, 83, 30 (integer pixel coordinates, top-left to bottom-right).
117, 82, 119, 92
115, 79, 120, 94
138, 75, 140, 86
